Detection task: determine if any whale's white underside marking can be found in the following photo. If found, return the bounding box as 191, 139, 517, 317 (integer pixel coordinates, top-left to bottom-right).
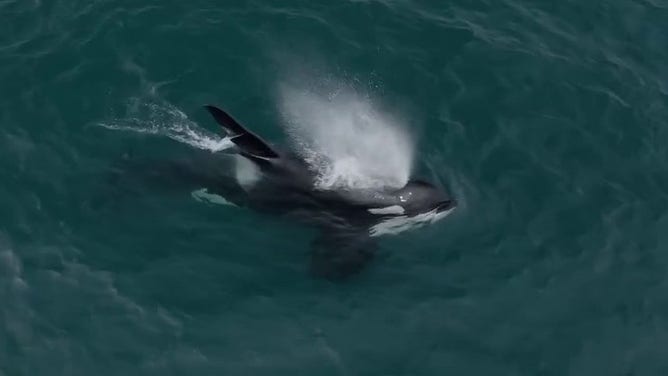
191, 188, 237, 207
234, 155, 261, 190
369, 207, 455, 237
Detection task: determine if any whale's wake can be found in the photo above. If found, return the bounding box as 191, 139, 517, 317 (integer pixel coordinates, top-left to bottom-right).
277, 82, 415, 191
98, 99, 234, 153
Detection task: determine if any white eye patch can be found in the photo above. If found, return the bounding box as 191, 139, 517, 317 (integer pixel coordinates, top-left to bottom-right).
368, 205, 405, 215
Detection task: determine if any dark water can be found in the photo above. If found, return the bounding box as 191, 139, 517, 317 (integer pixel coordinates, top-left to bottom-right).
2, 0, 668, 375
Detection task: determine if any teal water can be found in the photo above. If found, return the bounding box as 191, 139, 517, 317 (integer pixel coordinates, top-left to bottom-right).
2, 0, 668, 375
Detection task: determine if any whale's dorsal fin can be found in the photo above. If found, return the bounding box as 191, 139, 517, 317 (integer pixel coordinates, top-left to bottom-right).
204, 105, 279, 159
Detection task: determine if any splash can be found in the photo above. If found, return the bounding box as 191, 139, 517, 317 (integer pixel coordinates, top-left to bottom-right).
98, 100, 234, 152
277, 82, 414, 191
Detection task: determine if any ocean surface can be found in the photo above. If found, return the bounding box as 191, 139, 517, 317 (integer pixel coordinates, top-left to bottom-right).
2, 0, 668, 375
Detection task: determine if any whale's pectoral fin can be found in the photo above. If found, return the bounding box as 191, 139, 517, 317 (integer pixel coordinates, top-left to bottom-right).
309, 228, 378, 281
204, 105, 279, 159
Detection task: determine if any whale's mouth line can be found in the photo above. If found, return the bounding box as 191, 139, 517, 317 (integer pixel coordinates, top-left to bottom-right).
434, 200, 456, 213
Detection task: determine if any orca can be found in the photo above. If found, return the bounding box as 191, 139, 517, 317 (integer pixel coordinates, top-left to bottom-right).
192, 105, 457, 280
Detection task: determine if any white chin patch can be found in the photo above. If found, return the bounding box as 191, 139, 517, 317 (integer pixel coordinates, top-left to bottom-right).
368, 205, 405, 215
369, 207, 455, 237
191, 188, 237, 207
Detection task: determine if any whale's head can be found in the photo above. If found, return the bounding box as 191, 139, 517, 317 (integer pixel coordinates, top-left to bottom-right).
393, 179, 455, 216
365, 179, 456, 218
365, 179, 456, 237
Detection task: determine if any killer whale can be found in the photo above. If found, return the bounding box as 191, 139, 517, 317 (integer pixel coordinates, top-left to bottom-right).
197, 105, 456, 279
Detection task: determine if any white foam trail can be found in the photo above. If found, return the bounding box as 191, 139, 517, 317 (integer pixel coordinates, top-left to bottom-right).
278, 83, 414, 191
98, 101, 234, 152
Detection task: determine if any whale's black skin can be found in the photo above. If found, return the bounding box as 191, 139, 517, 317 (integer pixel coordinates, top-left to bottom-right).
202, 105, 454, 216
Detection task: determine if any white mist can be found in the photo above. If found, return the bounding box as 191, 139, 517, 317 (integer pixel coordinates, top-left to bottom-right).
277, 83, 414, 191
